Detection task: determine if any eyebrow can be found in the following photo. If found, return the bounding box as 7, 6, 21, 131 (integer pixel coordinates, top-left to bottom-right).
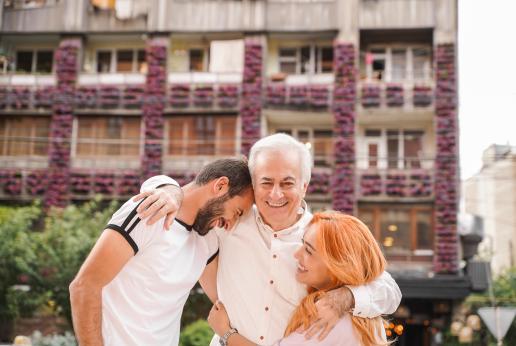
260, 176, 296, 182
302, 238, 316, 252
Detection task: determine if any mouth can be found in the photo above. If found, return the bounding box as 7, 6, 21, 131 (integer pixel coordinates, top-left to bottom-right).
266, 200, 288, 208
297, 263, 307, 274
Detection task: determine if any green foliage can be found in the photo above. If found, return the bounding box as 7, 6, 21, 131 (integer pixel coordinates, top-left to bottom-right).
6, 288, 52, 319
181, 285, 212, 328
31, 331, 77, 346
179, 320, 214, 346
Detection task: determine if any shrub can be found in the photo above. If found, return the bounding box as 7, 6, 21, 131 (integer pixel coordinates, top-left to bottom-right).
179, 320, 214, 346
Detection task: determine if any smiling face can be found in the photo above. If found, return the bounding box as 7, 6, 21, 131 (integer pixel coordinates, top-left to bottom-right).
294, 224, 333, 290
253, 150, 308, 231
193, 188, 254, 235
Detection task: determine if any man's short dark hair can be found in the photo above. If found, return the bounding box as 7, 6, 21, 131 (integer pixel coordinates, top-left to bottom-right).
195, 158, 252, 198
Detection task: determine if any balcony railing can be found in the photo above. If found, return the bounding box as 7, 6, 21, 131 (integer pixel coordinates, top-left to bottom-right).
359, 0, 435, 29
358, 168, 434, 199
358, 82, 434, 110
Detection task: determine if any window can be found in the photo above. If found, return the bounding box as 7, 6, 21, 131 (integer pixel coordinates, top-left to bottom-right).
364, 129, 424, 169
96, 49, 146, 73
166, 116, 236, 156
15, 50, 54, 73
76, 116, 140, 157
278, 45, 333, 75
362, 46, 432, 82
358, 204, 434, 257
0, 116, 50, 156
274, 128, 333, 167
189, 49, 206, 72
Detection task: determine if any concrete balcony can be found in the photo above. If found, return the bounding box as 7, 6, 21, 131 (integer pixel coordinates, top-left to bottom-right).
0, 74, 56, 112
165, 0, 266, 32
359, 0, 435, 29
1, 0, 67, 32
266, 0, 337, 32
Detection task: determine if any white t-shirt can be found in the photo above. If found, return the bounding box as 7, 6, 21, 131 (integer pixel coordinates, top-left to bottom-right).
101, 197, 219, 346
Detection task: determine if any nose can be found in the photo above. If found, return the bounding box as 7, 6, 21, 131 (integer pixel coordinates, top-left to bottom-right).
270, 184, 284, 200
293, 245, 302, 260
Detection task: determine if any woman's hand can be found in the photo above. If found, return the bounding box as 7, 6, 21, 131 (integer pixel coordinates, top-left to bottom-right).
208, 300, 232, 336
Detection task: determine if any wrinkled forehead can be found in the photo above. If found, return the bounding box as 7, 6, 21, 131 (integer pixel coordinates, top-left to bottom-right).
253, 149, 303, 179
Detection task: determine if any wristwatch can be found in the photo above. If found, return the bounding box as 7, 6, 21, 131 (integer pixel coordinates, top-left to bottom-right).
219, 327, 238, 346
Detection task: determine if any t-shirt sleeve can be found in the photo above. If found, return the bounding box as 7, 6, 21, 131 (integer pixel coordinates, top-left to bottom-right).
203, 231, 220, 265
105, 198, 155, 255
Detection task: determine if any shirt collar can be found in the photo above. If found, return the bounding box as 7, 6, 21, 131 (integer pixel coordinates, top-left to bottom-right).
175, 218, 193, 232
254, 200, 312, 235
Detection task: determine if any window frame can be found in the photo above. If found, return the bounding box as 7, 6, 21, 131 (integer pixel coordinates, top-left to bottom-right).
278, 44, 333, 75
358, 204, 435, 260
0, 116, 50, 156
14, 49, 55, 74
95, 48, 146, 74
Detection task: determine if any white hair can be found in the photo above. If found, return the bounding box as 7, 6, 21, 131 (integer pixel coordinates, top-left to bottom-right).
248, 133, 312, 184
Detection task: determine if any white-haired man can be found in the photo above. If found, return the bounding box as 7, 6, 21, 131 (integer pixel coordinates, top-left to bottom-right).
136, 134, 402, 346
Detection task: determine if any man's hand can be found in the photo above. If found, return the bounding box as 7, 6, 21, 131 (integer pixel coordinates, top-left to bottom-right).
304, 287, 354, 341
133, 185, 183, 229
208, 301, 232, 336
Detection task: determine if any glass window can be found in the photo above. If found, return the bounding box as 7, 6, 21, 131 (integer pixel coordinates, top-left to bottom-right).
320, 47, 333, 73
404, 130, 423, 168
279, 48, 297, 74
76, 117, 140, 157
136, 49, 146, 73
380, 210, 411, 256
391, 49, 406, 82
300, 46, 311, 74
387, 130, 399, 169
16, 51, 33, 73
413, 48, 431, 81
0, 116, 50, 156
97, 51, 112, 73
35, 50, 53, 73
116, 50, 133, 72
313, 129, 333, 167
189, 49, 205, 72
368, 143, 378, 168
416, 210, 433, 250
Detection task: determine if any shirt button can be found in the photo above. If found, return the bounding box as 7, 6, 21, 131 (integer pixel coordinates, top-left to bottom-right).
270, 280, 274, 284
265, 306, 269, 311
273, 254, 277, 259
260, 336, 264, 340
274, 234, 278, 238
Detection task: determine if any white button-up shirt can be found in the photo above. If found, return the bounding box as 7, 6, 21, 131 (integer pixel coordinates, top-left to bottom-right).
143, 176, 402, 346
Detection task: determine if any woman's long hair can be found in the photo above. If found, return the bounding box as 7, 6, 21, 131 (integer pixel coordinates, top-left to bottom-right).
284, 211, 388, 346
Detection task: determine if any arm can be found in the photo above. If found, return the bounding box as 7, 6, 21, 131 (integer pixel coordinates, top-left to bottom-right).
208, 301, 256, 346
199, 255, 219, 304
306, 271, 401, 340
133, 175, 182, 229
69, 229, 134, 346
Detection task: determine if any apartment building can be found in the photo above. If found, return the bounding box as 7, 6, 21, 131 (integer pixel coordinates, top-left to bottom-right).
0, 0, 477, 344
464, 144, 516, 276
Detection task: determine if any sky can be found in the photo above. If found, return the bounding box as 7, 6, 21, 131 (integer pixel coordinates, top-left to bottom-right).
458, 0, 516, 180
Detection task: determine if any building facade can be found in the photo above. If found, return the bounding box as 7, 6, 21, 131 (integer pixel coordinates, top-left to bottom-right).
0, 0, 472, 344
464, 144, 516, 276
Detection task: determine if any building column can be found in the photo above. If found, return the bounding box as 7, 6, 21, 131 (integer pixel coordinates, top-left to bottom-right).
240, 37, 263, 156
433, 43, 459, 274
331, 42, 357, 215
44, 38, 81, 208
141, 36, 168, 180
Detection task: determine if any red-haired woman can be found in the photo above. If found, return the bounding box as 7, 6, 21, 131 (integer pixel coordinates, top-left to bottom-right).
208, 211, 389, 346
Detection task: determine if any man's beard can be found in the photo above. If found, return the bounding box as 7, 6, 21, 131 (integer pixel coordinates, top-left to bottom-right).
193, 194, 230, 236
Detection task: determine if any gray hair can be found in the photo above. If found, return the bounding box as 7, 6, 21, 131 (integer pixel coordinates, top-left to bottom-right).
248, 133, 312, 185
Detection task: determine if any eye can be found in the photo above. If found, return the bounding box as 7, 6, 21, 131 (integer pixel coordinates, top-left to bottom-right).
304, 246, 312, 256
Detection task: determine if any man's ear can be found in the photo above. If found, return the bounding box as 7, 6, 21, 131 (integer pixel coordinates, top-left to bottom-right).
212, 176, 230, 197
301, 182, 308, 199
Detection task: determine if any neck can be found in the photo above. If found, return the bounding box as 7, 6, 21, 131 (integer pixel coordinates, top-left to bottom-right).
176, 182, 204, 226
263, 212, 303, 232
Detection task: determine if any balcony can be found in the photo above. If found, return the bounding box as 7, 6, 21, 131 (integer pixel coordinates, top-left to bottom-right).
1, 0, 67, 32
358, 168, 434, 201
0, 75, 56, 112
166, 0, 266, 32
264, 74, 334, 110
266, 0, 336, 31
358, 82, 434, 111
359, 0, 435, 29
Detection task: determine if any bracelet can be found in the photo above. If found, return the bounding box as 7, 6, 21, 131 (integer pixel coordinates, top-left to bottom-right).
219, 327, 238, 346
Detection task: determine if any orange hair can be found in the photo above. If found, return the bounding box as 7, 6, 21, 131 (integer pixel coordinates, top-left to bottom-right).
284, 211, 389, 346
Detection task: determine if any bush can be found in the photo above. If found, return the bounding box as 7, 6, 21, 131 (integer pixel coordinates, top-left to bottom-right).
179, 320, 214, 346
30, 331, 77, 346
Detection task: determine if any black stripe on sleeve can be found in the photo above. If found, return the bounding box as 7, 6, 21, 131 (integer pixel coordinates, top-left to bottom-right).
126, 217, 141, 235
120, 198, 146, 230
206, 249, 219, 265
175, 218, 193, 232
106, 224, 139, 255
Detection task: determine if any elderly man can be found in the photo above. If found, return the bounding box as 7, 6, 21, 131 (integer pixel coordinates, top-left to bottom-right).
70, 158, 254, 346
139, 134, 401, 346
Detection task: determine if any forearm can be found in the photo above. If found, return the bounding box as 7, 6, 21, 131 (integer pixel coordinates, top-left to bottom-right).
325, 286, 354, 317
70, 282, 103, 346
226, 333, 257, 346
